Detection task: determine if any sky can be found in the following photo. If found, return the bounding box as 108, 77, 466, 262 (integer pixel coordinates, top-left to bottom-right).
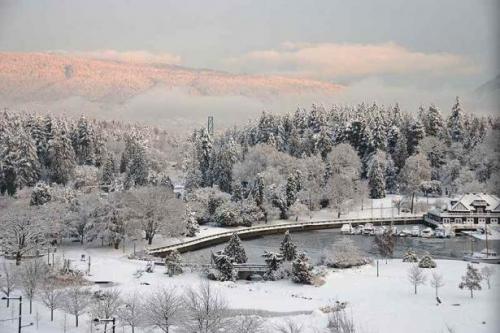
0, 0, 498, 119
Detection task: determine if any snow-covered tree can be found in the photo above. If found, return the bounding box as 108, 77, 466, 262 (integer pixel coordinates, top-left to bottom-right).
447, 96, 466, 143
40, 281, 65, 321
280, 230, 297, 261
291, 252, 313, 284
72, 116, 95, 165
368, 159, 386, 199
144, 287, 183, 333
0, 261, 17, 308
185, 206, 200, 237
100, 155, 116, 191
91, 289, 123, 332
425, 105, 445, 137
408, 265, 426, 295
30, 181, 52, 206
399, 153, 432, 194
164, 249, 183, 276
263, 251, 284, 281
119, 291, 145, 333
211, 253, 237, 282
125, 141, 149, 187
223, 233, 247, 264
182, 282, 229, 333
480, 266, 495, 289
373, 229, 396, 263
47, 124, 76, 184
430, 271, 445, 297
459, 264, 483, 298
20, 258, 49, 314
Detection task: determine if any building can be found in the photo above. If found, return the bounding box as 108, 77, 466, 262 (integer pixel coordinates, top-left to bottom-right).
425, 193, 500, 228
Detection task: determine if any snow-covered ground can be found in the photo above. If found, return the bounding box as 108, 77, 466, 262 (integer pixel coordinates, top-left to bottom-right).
1, 242, 498, 333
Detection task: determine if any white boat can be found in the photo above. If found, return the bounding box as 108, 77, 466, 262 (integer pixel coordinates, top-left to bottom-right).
363, 223, 375, 235
435, 227, 446, 238
463, 249, 500, 264
411, 226, 420, 237
421, 227, 434, 238
398, 229, 411, 237
352, 225, 364, 235
341, 224, 352, 234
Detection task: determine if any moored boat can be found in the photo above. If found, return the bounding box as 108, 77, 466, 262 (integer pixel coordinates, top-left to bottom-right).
463, 249, 500, 264
421, 227, 434, 238
363, 223, 375, 235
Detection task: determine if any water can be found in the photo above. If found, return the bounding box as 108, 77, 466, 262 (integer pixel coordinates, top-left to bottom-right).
182, 225, 500, 264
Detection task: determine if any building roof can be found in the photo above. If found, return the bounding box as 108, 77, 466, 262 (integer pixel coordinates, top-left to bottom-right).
448, 193, 500, 212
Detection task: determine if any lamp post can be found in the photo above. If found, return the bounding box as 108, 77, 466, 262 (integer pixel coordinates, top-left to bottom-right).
1, 296, 33, 333
93, 317, 116, 333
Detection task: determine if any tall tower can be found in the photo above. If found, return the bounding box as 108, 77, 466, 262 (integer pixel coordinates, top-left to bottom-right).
207, 116, 214, 135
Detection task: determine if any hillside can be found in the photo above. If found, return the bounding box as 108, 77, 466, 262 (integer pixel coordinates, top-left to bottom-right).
0, 52, 343, 104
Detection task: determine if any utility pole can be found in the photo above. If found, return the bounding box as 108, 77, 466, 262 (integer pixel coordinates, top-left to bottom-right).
2, 296, 33, 333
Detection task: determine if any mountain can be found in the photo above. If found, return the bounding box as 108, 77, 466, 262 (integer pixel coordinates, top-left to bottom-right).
0, 52, 342, 104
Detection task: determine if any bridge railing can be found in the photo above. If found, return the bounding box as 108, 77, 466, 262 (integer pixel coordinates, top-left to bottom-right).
147, 215, 422, 254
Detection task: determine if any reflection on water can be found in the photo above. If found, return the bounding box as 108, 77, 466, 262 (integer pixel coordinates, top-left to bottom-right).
183, 225, 500, 264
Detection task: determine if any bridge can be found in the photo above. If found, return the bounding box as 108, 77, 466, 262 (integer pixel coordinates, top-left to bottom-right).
147, 215, 423, 257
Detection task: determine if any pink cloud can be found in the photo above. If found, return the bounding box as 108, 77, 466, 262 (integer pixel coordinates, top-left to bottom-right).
226, 42, 478, 79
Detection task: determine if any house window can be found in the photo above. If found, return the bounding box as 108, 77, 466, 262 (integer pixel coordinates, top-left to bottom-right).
478, 218, 486, 224
443, 218, 450, 224
454, 218, 462, 224
466, 217, 474, 224
491, 218, 498, 224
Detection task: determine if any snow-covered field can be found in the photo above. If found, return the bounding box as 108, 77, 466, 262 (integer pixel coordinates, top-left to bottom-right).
1, 242, 498, 333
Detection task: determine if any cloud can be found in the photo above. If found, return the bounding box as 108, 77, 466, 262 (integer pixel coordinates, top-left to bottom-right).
70, 50, 182, 65
226, 42, 478, 80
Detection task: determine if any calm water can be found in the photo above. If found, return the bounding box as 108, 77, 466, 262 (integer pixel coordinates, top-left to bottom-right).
182, 225, 500, 264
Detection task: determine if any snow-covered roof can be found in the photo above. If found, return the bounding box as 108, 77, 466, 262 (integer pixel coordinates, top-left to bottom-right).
448, 193, 500, 212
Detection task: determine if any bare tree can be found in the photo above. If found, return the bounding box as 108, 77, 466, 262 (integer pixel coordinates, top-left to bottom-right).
408, 265, 426, 295
0, 260, 17, 307
182, 281, 229, 333
40, 281, 64, 321
91, 289, 122, 331
1, 203, 52, 265
126, 186, 186, 245
144, 286, 184, 333
373, 229, 396, 264
429, 271, 445, 297
19, 258, 48, 313
480, 266, 495, 289
63, 285, 91, 327
119, 291, 144, 333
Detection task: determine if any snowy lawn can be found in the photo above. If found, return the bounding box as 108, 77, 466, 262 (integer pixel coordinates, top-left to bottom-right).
1, 243, 498, 333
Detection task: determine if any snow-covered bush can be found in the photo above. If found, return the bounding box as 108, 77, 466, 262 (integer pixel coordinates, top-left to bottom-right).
30, 181, 51, 206
292, 252, 313, 284
165, 249, 183, 276
223, 233, 247, 264
184, 206, 200, 237
72, 165, 99, 191
402, 249, 419, 263
214, 201, 244, 227
418, 255, 437, 268
188, 187, 231, 224
320, 238, 369, 269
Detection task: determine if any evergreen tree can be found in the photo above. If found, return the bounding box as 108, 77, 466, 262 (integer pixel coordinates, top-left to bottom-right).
425, 105, 445, 137
196, 129, 213, 187
280, 230, 297, 261
47, 124, 76, 185
385, 158, 398, 193
392, 133, 409, 171
107, 208, 125, 249
406, 119, 425, 155
212, 253, 237, 281
459, 264, 483, 298
368, 160, 386, 198
100, 155, 116, 191
184, 206, 200, 237
210, 137, 239, 193
223, 233, 247, 264
262, 251, 284, 281
73, 116, 95, 165
447, 96, 466, 143
125, 143, 148, 187
286, 172, 299, 207
13, 129, 41, 189
291, 252, 313, 284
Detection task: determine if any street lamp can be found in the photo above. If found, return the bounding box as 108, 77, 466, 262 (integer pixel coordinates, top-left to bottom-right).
93, 317, 116, 333
1, 296, 33, 333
